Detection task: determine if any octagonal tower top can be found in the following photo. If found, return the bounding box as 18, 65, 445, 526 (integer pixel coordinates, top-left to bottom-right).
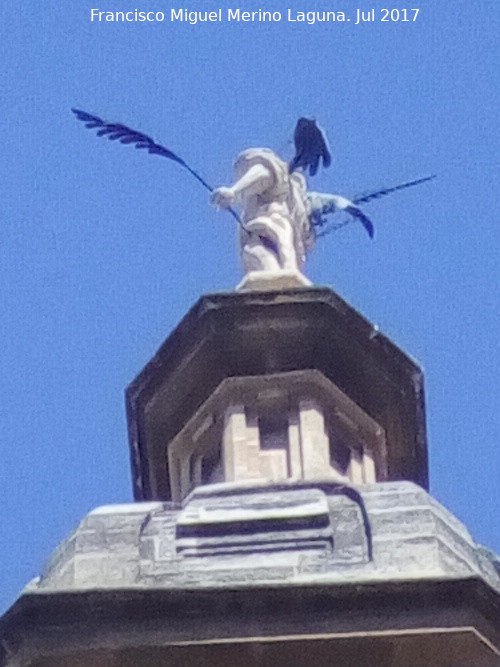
126, 286, 428, 502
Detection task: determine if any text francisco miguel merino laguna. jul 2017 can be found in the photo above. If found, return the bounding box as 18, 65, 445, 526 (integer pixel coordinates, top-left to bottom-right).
90, 8, 422, 25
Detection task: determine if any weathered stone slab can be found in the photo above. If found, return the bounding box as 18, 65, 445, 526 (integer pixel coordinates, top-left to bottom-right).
33, 482, 499, 594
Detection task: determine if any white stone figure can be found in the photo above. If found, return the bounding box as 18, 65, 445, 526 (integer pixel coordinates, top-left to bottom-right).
72, 111, 435, 286
211, 148, 314, 283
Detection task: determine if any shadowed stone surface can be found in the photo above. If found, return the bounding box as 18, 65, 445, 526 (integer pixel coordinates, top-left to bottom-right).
3, 284, 499, 665
31, 482, 500, 593
126, 288, 428, 501
1, 482, 499, 665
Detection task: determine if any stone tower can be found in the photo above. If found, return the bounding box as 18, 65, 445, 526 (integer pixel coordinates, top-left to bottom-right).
1, 285, 499, 666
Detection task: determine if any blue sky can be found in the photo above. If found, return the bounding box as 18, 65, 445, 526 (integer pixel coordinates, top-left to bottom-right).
1, 0, 498, 612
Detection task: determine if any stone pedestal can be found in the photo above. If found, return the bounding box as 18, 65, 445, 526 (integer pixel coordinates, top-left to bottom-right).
1, 483, 499, 666
3, 285, 499, 666
126, 287, 427, 502
236, 269, 312, 292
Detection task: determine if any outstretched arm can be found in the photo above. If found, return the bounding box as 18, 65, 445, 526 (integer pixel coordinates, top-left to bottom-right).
211, 164, 273, 209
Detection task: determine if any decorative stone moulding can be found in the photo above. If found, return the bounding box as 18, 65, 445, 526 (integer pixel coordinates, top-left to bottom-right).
126, 288, 428, 501
236, 269, 312, 292
3, 483, 499, 666
167, 371, 387, 502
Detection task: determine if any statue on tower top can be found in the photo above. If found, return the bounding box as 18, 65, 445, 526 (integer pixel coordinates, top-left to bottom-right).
71, 110, 434, 286
210, 118, 372, 285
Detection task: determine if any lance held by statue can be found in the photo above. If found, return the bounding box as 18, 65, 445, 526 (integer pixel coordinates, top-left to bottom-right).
72, 109, 434, 284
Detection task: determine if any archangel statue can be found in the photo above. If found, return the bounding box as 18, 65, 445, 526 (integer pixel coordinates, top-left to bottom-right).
211, 148, 312, 275
211, 118, 370, 285
210, 118, 432, 285
72, 110, 434, 287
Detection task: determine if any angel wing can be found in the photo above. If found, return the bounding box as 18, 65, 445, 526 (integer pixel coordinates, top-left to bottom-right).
308, 175, 436, 239
290, 118, 331, 176
308, 192, 375, 239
